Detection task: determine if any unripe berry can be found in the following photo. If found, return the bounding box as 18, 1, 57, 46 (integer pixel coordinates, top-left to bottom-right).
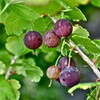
46, 66, 61, 80
54, 19, 73, 37
24, 31, 42, 49
43, 30, 60, 48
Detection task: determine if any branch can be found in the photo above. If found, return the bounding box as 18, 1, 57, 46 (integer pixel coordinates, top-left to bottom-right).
68, 39, 100, 79
5, 55, 18, 79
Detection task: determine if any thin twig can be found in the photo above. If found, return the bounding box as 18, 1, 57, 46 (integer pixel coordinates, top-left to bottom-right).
5, 55, 18, 79
68, 39, 100, 79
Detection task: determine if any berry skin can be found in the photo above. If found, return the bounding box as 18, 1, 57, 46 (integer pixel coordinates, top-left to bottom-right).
54, 19, 73, 38
46, 66, 61, 80
43, 30, 60, 48
24, 31, 42, 49
58, 56, 75, 70
59, 67, 80, 87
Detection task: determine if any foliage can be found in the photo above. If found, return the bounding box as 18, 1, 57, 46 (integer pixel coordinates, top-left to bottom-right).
0, 0, 100, 100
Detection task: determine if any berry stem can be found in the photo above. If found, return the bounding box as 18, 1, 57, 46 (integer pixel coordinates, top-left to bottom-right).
48, 79, 53, 87
5, 55, 18, 79
55, 54, 61, 66
68, 39, 100, 79
68, 49, 73, 67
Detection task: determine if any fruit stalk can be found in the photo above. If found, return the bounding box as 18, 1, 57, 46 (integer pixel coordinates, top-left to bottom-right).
5, 55, 18, 79
68, 39, 100, 79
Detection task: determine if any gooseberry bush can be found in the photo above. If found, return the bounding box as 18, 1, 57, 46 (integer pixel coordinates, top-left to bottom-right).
0, 0, 100, 100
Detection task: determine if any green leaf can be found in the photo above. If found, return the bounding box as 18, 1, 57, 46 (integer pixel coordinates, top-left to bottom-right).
33, 17, 53, 33
4, 3, 40, 35
5, 12, 33, 35
45, 51, 58, 62
0, 50, 12, 66
72, 25, 89, 37
61, 0, 79, 7
77, 0, 89, 5
0, 77, 21, 100
10, 4, 40, 21
14, 58, 43, 82
91, 0, 100, 7
64, 7, 87, 21
9, 79, 21, 89
26, 66, 43, 82
40, 44, 57, 53
0, 61, 6, 74
6, 34, 31, 56
86, 88, 100, 100
9, 79, 21, 100
61, 0, 89, 7
32, 0, 62, 15
93, 39, 100, 46
72, 35, 100, 54
68, 82, 100, 94
57, 0, 72, 11
0, 0, 10, 22
96, 55, 100, 69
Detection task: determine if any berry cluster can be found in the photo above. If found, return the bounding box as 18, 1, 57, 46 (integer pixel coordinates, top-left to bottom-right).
24, 19, 72, 49
24, 19, 80, 87
46, 57, 80, 87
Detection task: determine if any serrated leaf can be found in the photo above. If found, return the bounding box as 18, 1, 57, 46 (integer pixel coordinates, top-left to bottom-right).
26, 66, 43, 82
0, 77, 20, 100
14, 58, 43, 82
6, 34, 31, 56
0, 61, 6, 74
9, 79, 21, 100
91, 0, 100, 7
9, 79, 21, 89
68, 82, 100, 94
4, 3, 40, 35
64, 7, 87, 21
5, 12, 33, 35
72, 25, 89, 37
86, 87, 100, 100
10, 4, 40, 21
72, 35, 100, 54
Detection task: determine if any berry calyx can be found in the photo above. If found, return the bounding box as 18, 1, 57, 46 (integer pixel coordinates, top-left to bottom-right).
43, 30, 60, 48
59, 66, 80, 87
24, 31, 42, 49
54, 19, 73, 38
46, 66, 61, 80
